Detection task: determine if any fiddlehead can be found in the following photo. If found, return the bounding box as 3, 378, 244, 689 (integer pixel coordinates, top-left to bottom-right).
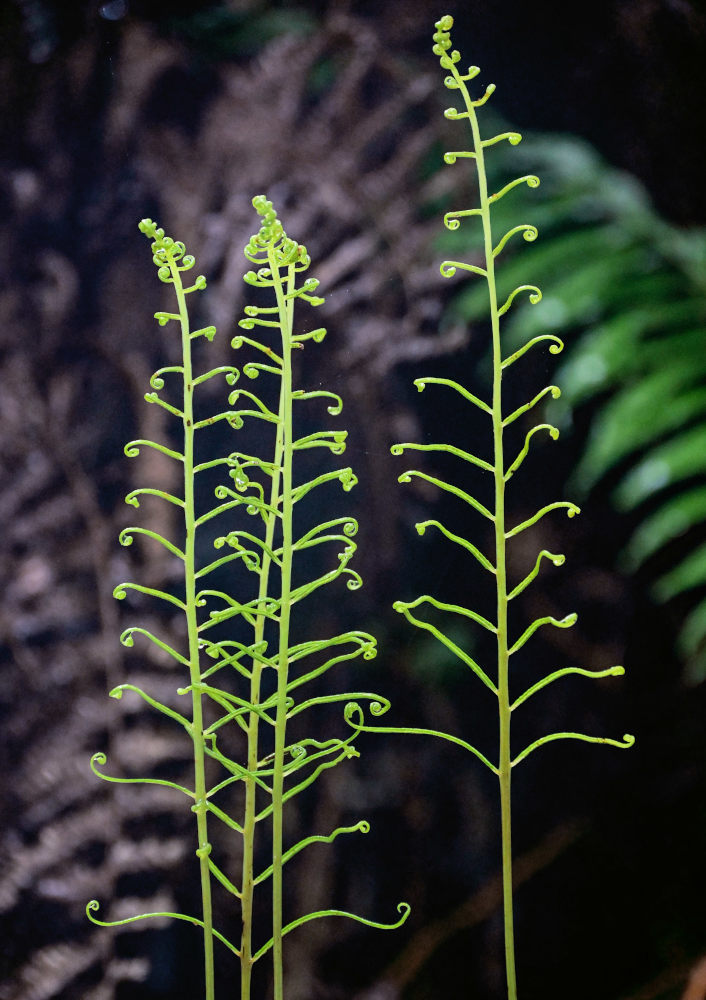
385, 17, 633, 1000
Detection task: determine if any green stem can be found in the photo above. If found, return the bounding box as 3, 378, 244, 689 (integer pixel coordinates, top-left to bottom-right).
458, 74, 518, 1000
240, 383, 285, 999
270, 254, 296, 1000
171, 257, 215, 1000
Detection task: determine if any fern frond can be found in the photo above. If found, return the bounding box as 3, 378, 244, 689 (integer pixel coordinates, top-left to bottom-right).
388, 18, 633, 997
94, 219, 244, 1000
228, 196, 400, 996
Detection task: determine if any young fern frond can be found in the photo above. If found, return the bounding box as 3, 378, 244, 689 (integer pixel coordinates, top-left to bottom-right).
368, 17, 634, 1000
231, 196, 409, 1000
91, 210, 405, 1000
89, 220, 247, 998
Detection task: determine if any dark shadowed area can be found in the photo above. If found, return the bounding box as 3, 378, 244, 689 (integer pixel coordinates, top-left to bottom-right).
1, 1, 705, 999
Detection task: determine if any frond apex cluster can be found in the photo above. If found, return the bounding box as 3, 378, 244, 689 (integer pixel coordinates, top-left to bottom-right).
138, 218, 197, 279
433, 15, 460, 68
247, 195, 310, 270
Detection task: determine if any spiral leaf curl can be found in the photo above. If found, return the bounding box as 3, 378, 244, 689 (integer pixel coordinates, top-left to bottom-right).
124, 486, 184, 509
124, 438, 184, 462
444, 206, 482, 229
393, 440, 493, 473
389, 19, 633, 998
503, 385, 560, 427
119, 627, 189, 666
506, 501, 581, 539
440, 259, 487, 279
507, 550, 565, 601
415, 518, 496, 574
398, 469, 494, 522
119, 525, 185, 560
489, 175, 541, 204
109, 683, 192, 731
501, 333, 565, 370
150, 365, 183, 389
483, 131, 522, 149
292, 388, 343, 414
497, 284, 543, 319
285, 631, 378, 695
493, 224, 538, 259
508, 612, 578, 657
413, 375, 491, 414
344, 701, 498, 775
444, 150, 478, 164
112, 581, 186, 611
504, 424, 560, 481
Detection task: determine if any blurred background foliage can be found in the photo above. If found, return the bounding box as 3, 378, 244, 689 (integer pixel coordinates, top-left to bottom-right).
1, 1, 705, 999
440, 125, 706, 683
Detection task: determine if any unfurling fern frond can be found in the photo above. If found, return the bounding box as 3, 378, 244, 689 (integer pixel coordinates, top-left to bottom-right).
90, 219, 242, 1000
228, 196, 409, 1000
355, 17, 634, 1000
90, 207, 409, 1000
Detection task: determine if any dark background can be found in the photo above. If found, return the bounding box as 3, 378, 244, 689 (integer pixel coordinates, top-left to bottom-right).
1, 1, 705, 999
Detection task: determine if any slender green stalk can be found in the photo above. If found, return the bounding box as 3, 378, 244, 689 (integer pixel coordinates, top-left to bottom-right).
240, 411, 284, 999
466, 77, 517, 1000
269, 254, 295, 1000
411, 32, 520, 995
446, 52, 517, 1000
172, 249, 216, 1000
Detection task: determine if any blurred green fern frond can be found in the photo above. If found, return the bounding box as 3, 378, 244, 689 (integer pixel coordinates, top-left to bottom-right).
441, 122, 706, 682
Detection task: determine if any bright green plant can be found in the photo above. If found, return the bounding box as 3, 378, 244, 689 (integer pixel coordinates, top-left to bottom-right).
87, 200, 409, 1000
348, 16, 635, 1000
